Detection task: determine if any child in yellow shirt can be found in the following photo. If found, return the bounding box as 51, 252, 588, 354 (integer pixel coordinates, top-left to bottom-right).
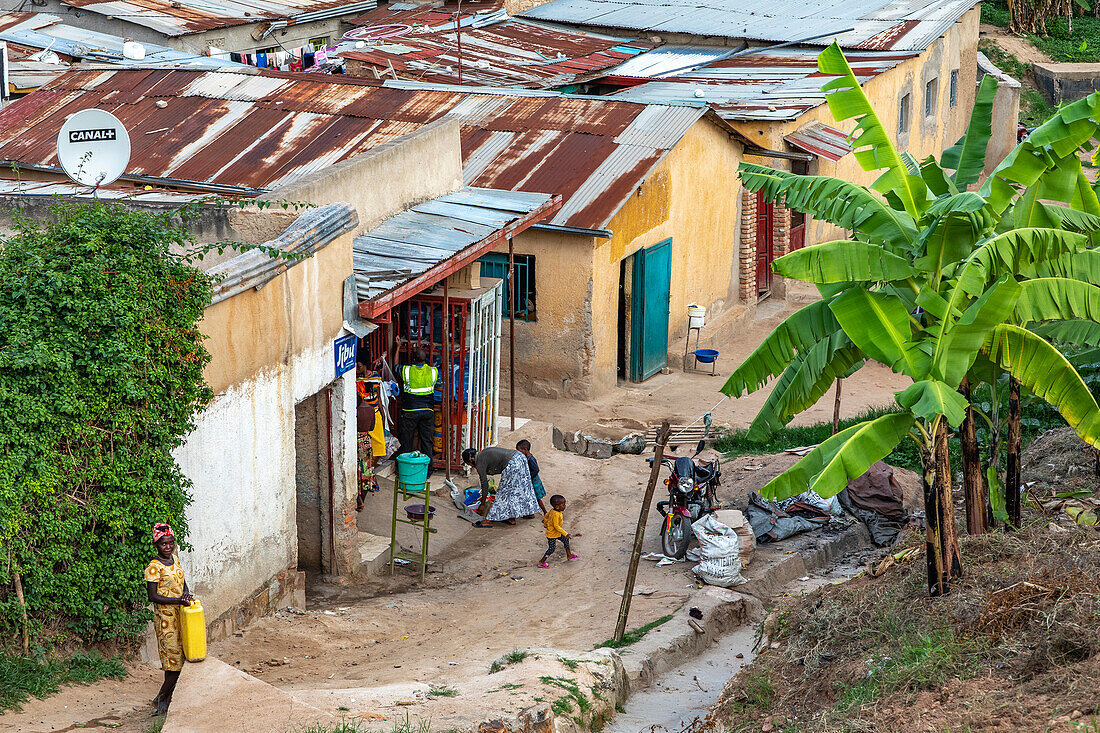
538, 494, 578, 568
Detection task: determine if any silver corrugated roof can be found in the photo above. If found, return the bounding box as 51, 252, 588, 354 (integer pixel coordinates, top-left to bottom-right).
354, 187, 553, 302
603, 45, 735, 78
607, 47, 912, 121
521, 0, 979, 51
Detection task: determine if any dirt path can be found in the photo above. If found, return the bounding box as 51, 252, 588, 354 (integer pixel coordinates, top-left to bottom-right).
979, 23, 1054, 65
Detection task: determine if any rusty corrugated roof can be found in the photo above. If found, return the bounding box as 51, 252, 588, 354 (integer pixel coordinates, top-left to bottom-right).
334, 3, 652, 89
0, 67, 724, 230
60, 0, 378, 37
783, 122, 853, 161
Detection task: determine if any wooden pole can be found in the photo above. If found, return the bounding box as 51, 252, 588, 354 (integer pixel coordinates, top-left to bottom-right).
508, 237, 515, 432
614, 420, 672, 642
443, 279, 451, 480
831, 379, 843, 435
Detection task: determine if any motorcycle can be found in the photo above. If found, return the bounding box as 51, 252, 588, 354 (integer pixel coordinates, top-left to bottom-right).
652, 439, 721, 559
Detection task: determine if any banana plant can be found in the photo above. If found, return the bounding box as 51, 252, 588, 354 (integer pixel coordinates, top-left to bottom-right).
724, 44, 1100, 596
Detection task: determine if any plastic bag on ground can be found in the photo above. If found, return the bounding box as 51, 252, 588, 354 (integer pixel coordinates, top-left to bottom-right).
781, 489, 842, 517
690, 513, 747, 587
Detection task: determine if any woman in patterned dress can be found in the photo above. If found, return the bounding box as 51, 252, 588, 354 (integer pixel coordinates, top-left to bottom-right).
145, 523, 193, 716
461, 447, 538, 528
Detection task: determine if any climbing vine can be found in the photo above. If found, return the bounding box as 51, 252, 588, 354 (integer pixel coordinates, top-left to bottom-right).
0, 200, 214, 644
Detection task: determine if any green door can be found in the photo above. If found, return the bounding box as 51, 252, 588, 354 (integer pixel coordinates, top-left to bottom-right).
629, 239, 672, 381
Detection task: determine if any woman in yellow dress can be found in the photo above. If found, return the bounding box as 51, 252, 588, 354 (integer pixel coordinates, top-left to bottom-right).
145, 523, 193, 716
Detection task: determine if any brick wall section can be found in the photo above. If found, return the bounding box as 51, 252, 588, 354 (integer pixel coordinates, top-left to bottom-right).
339, 501, 359, 576
739, 189, 757, 301
773, 202, 791, 260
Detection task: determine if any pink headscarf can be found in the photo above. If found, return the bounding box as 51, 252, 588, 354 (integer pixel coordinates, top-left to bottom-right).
152, 523, 174, 542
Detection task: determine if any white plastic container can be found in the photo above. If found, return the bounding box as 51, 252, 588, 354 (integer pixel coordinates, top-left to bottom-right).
123, 40, 146, 61
687, 303, 706, 329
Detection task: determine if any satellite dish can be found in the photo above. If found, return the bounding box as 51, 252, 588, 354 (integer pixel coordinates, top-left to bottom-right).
56, 109, 131, 187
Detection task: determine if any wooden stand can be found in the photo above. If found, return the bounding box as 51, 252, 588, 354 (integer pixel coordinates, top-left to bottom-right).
390, 477, 437, 580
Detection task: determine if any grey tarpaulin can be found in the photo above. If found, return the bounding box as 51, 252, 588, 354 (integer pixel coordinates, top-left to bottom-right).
745, 492, 829, 543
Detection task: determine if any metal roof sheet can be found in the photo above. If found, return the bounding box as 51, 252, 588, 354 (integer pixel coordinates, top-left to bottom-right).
0, 13, 246, 70
606, 47, 912, 121
59, 0, 378, 37
353, 187, 555, 306
521, 0, 979, 51
783, 122, 853, 160
334, 6, 652, 89
0, 67, 717, 230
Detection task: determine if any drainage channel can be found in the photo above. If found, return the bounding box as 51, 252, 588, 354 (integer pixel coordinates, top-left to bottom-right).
607, 570, 860, 733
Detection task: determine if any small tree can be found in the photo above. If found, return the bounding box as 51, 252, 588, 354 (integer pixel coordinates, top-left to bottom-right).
0, 201, 213, 644
725, 44, 1100, 596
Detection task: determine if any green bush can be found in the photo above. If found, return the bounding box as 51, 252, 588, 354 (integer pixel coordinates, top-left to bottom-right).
0, 201, 213, 644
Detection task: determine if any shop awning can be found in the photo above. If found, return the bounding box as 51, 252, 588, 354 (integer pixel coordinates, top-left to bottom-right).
355, 187, 561, 318
783, 122, 853, 162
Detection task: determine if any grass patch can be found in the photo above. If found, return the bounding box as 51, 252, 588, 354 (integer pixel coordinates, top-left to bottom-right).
715, 405, 927, 474
146, 719, 165, 733
504, 649, 528, 664
595, 614, 674, 649
558, 657, 581, 670
486, 682, 525, 693
0, 651, 127, 713
429, 685, 458, 698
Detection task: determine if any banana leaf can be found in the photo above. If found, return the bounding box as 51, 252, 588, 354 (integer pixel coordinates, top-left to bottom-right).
760, 412, 917, 501
739, 163, 918, 249
940, 75, 999, 188
772, 240, 917, 284
981, 92, 1100, 215
721, 299, 841, 397
954, 228, 1089, 298
1031, 319, 1100, 347
830, 287, 930, 378
934, 276, 1023, 387
1014, 278, 1100, 325
818, 42, 927, 218
746, 331, 865, 441
982, 324, 1100, 446
1033, 248, 1100, 281
895, 379, 969, 427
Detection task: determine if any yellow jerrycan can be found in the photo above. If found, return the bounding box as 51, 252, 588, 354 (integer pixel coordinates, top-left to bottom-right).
180, 600, 207, 662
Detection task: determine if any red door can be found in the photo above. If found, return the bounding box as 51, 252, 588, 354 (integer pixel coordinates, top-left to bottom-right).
755, 191, 774, 295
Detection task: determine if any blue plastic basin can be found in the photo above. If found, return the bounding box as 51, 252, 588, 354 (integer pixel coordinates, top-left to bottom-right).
694, 348, 719, 363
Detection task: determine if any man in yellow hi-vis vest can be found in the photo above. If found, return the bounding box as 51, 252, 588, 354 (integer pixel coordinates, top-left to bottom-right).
396, 345, 440, 462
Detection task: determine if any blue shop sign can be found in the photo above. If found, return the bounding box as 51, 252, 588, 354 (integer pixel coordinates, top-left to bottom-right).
334, 334, 357, 377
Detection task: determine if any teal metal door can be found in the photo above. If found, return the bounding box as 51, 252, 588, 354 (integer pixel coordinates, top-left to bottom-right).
629, 239, 672, 381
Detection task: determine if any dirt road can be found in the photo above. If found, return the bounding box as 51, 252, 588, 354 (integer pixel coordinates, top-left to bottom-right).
5, 300, 910, 731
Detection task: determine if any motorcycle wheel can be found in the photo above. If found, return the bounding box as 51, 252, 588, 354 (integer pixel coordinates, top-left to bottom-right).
661, 513, 691, 560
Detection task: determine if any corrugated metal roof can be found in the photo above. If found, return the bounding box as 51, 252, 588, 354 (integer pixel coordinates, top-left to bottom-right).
606, 47, 913, 121
0, 13, 245, 70
60, 0, 377, 37
0, 67, 718, 230
0, 177, 209, 201
354, 187, 553, 303
784, 122, 853, 160
334, 4, 652, 89
521, 0, 979, 52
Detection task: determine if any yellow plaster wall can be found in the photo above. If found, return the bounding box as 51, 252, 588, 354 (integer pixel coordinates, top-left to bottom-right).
492, 117, 742, 399
734, 6, 981, 245
590, 117, 743, 394
200, 230, 352, 395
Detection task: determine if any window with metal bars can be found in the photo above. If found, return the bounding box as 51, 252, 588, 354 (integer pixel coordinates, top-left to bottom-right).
477, 253, 536, 321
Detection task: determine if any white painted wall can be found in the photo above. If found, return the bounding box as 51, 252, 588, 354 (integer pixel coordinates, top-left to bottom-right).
174, 339, 355, 623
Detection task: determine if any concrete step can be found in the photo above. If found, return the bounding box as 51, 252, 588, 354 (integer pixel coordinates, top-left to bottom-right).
163, 657, 333, 733
358, 531, 391, 575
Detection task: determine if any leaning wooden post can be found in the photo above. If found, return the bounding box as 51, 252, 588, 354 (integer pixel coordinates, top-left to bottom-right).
615, 420, 672, 643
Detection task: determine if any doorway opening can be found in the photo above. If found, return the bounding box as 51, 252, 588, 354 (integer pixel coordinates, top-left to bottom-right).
755, 190, 774, 298
295, 389, 333, 575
